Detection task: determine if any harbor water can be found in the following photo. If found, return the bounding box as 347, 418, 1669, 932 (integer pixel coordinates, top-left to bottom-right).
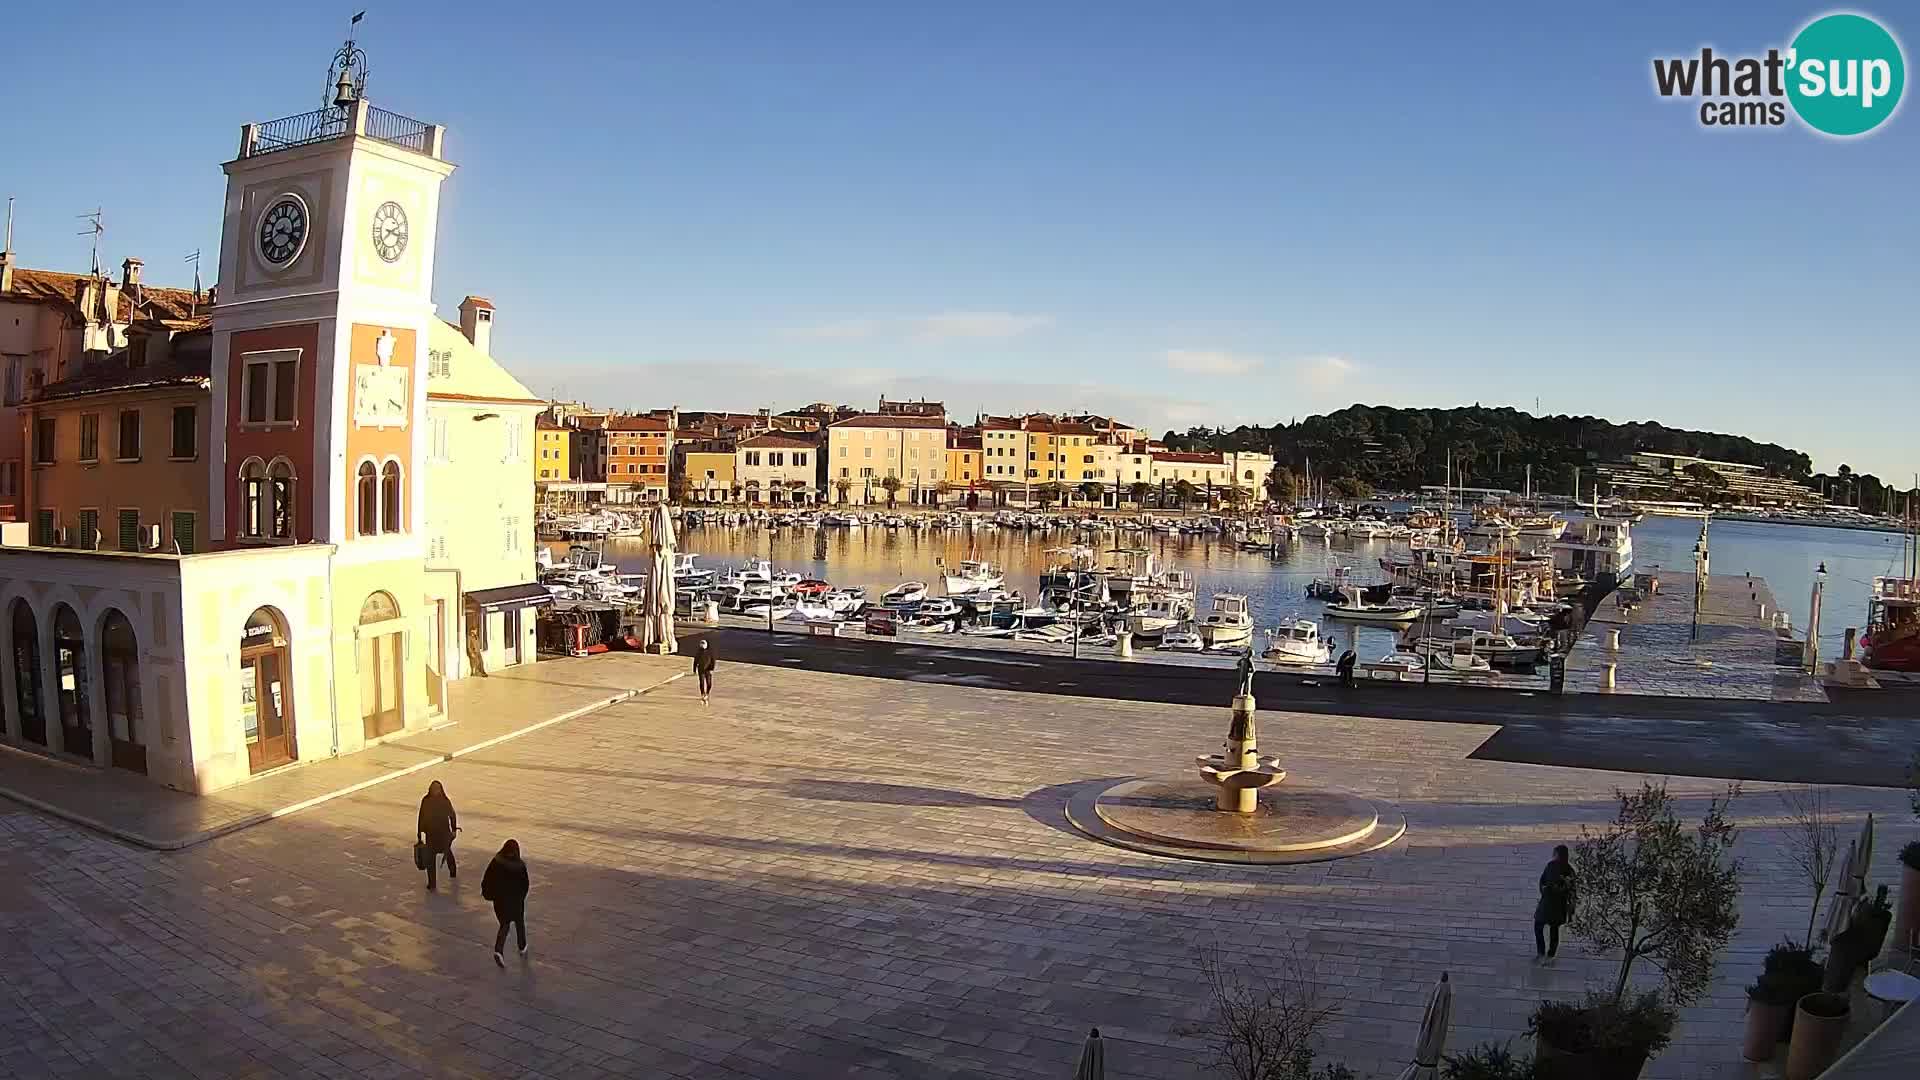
564, 513, 1903, 658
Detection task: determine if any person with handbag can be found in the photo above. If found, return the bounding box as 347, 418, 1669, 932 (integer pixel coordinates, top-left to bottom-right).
481, 839, 531, 967
416, 780, 460, 891
1534, 844, 1576, 959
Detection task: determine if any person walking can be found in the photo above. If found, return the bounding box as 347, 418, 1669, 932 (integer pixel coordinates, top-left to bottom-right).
1534, 844, 1576, 959
481, 839, 531, 968
693, 638, 716, 704
416, 780, 459, 891
1336, 647, 1357, 688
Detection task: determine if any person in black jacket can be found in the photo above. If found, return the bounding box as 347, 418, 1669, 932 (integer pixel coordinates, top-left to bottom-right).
416, 781, 459, 891
481, 839, 531, 967
1535, 844, 1577, 958
693, 638, 716, 704
1335, 648, 1358, 688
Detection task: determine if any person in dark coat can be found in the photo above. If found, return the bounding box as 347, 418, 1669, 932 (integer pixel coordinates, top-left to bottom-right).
481, 839, 531, 967
1535, 844, 1576, 958
1335, 648, 1358, 688
416, 780, 459, 891
693, 638, 717, 704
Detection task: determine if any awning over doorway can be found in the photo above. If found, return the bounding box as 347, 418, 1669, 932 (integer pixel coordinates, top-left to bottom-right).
465, 583, 554, 612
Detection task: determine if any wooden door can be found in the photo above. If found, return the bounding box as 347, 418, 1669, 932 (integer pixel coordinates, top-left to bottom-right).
243, 647, 295, 772
360, 632, 403, 739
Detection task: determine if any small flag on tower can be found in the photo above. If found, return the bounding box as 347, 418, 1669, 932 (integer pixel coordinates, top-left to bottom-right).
351, 11, 365, 24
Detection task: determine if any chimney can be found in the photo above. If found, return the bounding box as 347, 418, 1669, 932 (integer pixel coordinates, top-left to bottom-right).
458, 295, 495, 355
0, 250, 12, 292
121, 257, 143, 288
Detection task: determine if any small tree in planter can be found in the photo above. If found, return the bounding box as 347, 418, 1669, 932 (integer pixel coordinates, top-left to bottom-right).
1532, 782, 1741, 1079
1779, 788, 1840, 948
1183, 942, 1355, 1080
1443, 1041, 1541, 1079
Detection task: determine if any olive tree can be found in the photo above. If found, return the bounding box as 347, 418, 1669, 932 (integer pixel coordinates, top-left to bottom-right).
1779, 787, 1840, 947
1569, 782, 1743, 1006
1184, 942, 1354, 1080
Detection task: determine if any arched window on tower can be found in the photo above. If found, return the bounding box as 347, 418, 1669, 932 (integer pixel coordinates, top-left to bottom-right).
269, 459, 296, 540
239, 459, 267, 538
381, 461, 403, 534
357, 461, 378, 537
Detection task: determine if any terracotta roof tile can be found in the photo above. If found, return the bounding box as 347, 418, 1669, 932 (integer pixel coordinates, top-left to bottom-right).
606, 415, 671, 431
37, 327, 212, 401
4, 267, 205, 322
739, 431, 818, 449
828, 414, 947, 429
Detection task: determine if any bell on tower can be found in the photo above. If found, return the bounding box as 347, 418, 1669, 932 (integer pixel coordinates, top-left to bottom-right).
327, 12, 370, 110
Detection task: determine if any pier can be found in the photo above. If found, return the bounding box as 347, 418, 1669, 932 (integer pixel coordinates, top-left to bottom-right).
1560, 568, 1825, 701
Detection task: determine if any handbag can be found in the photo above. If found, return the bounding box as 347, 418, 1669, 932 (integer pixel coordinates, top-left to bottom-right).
413, 840, 429, 871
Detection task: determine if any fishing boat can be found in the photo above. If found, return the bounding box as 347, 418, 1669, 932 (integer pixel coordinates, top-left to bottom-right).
824, 587, 867, 616
1404, 627, 1544, 667
882, 581, 929, 606
1297, 521, 1333, 539
1306, 566, 1356, 600
1262, 620, 1325, 665
1158, 627, 1205, 651
1126, 591, 1196, 640
941, 559, 1006, 596
1864, 576, 1920, 671
1198, 593, 1254, 648
1323, 586, 1425, 624
914, 597, 966, 622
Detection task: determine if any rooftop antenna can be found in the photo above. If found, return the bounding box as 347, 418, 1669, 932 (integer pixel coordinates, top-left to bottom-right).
327, 11, 370, 109
184, 249, 202, 314
4, 196, 13, 256
76, 208, 103, 277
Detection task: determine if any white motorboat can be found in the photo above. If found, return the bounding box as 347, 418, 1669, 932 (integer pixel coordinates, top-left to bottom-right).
915, 597, 965, 621
824, 588, 867, 616
1158, 628, 1205, 651
785, 599, 840, 623
942, 559, 1006, 596
1297, 521, 1332, 539
721, 558, 775, 586
1346, 518, 1389, 540
671, 553, 715, 587
1126, 592, 1195, 639
1406, 628, 1544, 667
1262, 620, 1326, 665
1323, 587, 1425, 624
882, 581, 929, 606
1198, 593, 1254, 648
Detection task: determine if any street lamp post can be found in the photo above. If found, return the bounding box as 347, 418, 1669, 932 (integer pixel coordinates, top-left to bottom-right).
1805, 561, 1827, 673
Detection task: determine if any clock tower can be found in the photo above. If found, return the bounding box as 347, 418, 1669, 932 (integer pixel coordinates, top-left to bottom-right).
207, 58, 452, 558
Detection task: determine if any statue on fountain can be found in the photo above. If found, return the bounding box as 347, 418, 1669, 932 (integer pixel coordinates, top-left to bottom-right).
1235, 648, 1256, 700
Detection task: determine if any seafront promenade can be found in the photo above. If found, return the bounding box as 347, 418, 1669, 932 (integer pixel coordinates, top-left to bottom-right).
2, 652, 1916, 1078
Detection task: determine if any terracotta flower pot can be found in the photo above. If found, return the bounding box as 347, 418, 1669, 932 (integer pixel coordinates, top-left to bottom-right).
1894, 863, 1920, 953
1785, 992, 1850, 1080
1742, 999, 1792, 1062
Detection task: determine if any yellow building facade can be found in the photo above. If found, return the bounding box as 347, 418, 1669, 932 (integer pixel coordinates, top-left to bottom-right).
682, 450, 736, 502
534, 417, 570, 483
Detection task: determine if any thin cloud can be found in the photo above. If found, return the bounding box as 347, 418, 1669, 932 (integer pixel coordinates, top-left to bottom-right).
781, 318, 882, 341
1165, 349, 1264, 376
909, 311, 1053, 341
1300, 355, 1354, 388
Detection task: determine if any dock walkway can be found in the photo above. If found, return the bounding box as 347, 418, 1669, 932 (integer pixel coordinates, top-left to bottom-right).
1561, 568, 1825, 701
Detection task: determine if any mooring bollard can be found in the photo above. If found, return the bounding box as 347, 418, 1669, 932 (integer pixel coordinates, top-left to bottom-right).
1607, 628, 1621, 651
1603, 662, 1616, 689
1116, 630, 1133, 659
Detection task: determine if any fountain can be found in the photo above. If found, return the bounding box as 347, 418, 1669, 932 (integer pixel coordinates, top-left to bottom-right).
1067, 654, 1406, 864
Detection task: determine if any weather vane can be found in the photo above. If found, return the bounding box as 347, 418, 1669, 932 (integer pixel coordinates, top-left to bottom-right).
326, 11, 370, 109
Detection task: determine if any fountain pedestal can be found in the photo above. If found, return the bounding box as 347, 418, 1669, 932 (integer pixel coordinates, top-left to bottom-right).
1196, 693, 1286, 812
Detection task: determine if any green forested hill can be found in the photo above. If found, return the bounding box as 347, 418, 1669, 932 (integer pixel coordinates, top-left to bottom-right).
1163, 405, 1813, 496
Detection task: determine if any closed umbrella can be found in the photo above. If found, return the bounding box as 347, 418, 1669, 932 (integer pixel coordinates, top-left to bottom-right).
1072, 1028, 1104, 1080
1823, 830, 1866, 943
643, 504, 678, 654
1395, 972, 1452, 1080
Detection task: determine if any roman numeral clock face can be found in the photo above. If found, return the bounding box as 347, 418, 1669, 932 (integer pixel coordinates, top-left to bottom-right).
258, 196, 308, 265
371, 200, 409, 263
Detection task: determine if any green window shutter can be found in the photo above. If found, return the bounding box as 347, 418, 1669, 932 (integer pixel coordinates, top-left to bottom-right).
35, 509, 54, 546
171, 512, 196, 555
77, 509, 99, 550
119, 509, 140, 552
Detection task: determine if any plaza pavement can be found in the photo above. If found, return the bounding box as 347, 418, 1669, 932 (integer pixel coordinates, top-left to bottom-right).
0, 656, 1915, 1078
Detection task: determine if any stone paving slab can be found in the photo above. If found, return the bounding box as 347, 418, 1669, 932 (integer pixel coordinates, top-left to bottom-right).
1, 660, 1914, 1078
1565, 569, 1826, 702
0, 653, 683, 849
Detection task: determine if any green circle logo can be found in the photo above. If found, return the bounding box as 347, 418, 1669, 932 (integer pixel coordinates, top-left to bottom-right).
1787, 13, 1906, 136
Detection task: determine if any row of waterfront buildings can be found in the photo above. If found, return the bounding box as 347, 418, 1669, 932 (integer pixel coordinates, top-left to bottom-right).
536, 398, 1277, 509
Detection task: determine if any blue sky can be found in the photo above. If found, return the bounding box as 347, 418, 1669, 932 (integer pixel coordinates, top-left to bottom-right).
3, 2, 1914, 478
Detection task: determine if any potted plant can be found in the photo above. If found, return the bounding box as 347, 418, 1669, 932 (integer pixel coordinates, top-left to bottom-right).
1533, 783, 1741, 1080
1444, 1041, 1541, 1079
1529, 993, 1675, 1080
1784, 991, 1850, 1080
1742, 971, 1802, 1061
1896, 840, 1920, 949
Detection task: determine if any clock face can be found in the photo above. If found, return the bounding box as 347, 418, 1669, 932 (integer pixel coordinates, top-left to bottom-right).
258, 196, 308, 266
371, 201, 409, 263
